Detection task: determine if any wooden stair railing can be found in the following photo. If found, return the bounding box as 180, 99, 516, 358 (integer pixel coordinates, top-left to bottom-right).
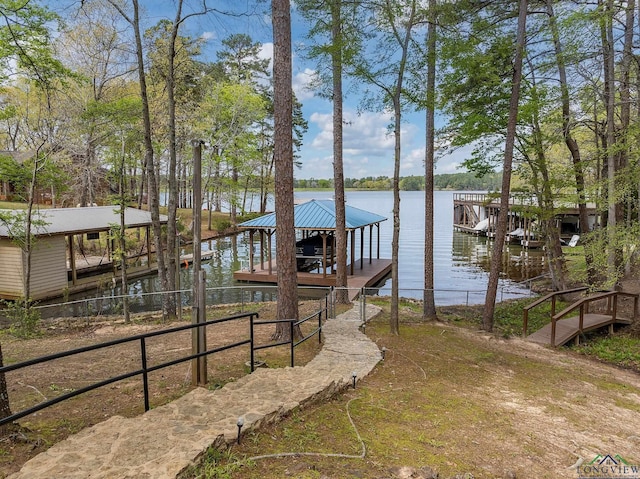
522, 287, 588, 338
524, 289, 639, 347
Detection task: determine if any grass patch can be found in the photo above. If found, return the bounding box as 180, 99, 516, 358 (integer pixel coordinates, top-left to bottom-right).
573, 335, 640, 370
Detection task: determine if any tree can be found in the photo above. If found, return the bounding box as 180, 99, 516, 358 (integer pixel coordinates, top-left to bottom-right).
544, 0, 596, 284
272, 0, 299, 340
350, 0, 419, 334
56, 1, 132, 208
482, 0, 528, 332
298, 0, 361, 304
0, 0, 69, 429
422, 0, 437, 320
145, 3, 210, 317
104, 0, 171, 317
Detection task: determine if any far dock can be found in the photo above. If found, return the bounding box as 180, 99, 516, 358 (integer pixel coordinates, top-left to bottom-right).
453, 193, 597, 248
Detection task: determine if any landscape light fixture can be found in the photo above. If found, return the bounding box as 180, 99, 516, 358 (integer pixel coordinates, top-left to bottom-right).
381, 347, 387, 360
352, 371, 357, 389
237, 416, 244, 444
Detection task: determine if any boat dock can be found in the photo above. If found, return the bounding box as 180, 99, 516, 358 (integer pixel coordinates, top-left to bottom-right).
233, 258, 392, 301
453, 193, 597, 248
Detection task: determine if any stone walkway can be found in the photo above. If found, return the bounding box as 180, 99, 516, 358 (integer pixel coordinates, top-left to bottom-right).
9, 304, 382, 479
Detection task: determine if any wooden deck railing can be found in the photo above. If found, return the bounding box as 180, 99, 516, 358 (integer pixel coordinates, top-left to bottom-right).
549, 291, 639, 346
522, 287, 588, 338
524, 289, 639, 347
549, 291, 616, 347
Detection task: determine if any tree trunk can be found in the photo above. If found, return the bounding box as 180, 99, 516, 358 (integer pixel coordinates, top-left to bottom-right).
388, 0, 417, 335
423, 0, 437, 320
545, 0, 596, 284
162, 1, 187, 318
119, 144, 130, 323
331, 0, 349, 305
602, 0, 621, 286
482, 0, 527, 332
272, 0, 299, 340
130, 0, 170, 317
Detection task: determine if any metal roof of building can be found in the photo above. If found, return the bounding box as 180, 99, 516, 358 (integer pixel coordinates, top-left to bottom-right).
238, 199, 387, 230
0, 207, 168, 237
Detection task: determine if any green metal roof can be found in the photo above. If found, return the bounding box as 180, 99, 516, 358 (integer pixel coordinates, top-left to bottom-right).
238, 199, 387, 230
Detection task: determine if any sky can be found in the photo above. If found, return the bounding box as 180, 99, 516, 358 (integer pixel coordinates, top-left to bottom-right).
98, 1, 472, 180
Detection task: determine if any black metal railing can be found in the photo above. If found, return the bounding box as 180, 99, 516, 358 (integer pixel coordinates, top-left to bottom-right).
251, 296, 328, 369
0, 311, 259, 427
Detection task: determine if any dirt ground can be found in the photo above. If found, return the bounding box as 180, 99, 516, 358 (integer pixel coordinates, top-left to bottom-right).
208, 313, 640, 479
0, 301, 324, 478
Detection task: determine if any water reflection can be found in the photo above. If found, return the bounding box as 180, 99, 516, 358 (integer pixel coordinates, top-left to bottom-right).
451, 232, 547, 282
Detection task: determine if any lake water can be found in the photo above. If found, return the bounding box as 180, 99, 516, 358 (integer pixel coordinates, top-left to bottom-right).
37, 190, 545, 318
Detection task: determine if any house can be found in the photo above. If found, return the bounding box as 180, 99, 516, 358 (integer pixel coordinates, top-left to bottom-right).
0, 206, 168, 301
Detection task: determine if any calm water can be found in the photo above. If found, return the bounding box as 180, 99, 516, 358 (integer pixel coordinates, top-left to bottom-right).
37, 191, 545, 318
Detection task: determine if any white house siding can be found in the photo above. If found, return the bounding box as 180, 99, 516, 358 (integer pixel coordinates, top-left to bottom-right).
29, 236, 68, 300
0, 238, 25, 298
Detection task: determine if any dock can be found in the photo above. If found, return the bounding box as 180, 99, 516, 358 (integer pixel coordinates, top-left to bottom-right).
233, 258, 392, 301
453, 192, 598, 248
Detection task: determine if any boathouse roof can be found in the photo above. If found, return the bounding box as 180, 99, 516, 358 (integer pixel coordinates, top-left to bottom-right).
0, 206, 167, 237
238, 199, 387, 230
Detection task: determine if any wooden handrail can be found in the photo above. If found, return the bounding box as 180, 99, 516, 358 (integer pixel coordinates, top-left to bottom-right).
524, 288, 639, 347
550, 291, 622, 347
551, 291, 616, 322
522, 287, 588, 337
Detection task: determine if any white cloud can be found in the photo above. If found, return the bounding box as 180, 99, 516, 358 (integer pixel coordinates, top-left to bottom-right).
310, 110, 411, 157
401, 148, 425, 172
293, 68, 317, 100
200, 31, 216, 41
259, 42, 274, 70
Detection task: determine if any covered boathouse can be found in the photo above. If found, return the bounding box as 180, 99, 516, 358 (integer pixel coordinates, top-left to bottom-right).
233, 199, 391, 298
0, 207, 167, 301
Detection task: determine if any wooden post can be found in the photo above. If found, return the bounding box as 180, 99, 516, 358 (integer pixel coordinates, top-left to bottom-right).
359, 227, 364, 269
267, 229, 273, 275
68, 234, 77, 286
369, 224, 373, 264
191, 139, 204, 387
249, 229, 254, 272
350, 229, 355, 275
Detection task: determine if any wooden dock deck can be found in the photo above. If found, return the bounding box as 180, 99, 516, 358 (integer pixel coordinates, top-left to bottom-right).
233, 258, 392, 301
526, 313, 633, 347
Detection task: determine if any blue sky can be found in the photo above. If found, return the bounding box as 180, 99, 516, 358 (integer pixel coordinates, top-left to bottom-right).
119, 1, 471, 180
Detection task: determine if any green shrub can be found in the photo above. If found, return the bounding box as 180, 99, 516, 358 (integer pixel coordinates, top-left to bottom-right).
3, 299, 41, 338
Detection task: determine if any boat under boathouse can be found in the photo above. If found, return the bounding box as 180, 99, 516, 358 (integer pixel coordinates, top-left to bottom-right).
233, 199, 391, 299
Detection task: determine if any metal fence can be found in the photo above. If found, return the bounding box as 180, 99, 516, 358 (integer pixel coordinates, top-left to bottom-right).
0, 284, 534, 325
0, 311, 259, 428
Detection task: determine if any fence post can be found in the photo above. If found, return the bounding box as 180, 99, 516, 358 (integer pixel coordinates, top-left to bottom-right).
290, 320, 295, 368
140, 337, 150, 412
250, 314, 255, 372
197, 270, 207, 385
318, 310, 322, 344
